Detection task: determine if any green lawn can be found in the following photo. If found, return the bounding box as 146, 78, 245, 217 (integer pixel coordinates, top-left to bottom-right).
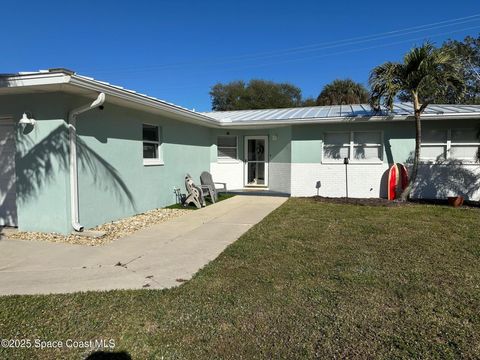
1, 198, 479, 359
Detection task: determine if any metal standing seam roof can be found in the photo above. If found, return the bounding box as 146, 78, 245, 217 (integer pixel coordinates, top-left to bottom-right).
1, 69, 480, 126
73, 73, 196, 113
7, 69, 204, 115
0, 69, 218, 126
201, 103, 480, 123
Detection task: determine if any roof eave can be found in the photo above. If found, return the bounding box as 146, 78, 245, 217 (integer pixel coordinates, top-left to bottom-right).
0, 72, 220, 128
0, 72, 71, 87
68, 75, 219, 127
2, 72, 479, 128
216, 113, 480, 128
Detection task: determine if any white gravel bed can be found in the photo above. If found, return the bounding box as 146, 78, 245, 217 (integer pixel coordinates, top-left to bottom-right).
6, 208, 189, 246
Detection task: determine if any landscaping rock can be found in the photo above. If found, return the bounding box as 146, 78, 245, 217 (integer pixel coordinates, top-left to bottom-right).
6, 208, 188, 246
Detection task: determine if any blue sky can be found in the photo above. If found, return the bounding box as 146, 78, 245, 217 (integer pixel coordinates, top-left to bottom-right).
1, 0, 479, 111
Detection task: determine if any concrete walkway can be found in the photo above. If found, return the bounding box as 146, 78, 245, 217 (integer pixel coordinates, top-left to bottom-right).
0, 196, 286, 296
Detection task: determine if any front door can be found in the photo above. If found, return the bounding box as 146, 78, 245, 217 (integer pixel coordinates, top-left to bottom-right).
244, 136, 268, 187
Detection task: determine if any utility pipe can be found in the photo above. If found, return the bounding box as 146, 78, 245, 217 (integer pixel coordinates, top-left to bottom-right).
68, 93, 105, 232
343, 157, 349, 198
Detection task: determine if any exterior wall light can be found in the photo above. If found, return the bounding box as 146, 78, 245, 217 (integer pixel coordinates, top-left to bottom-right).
19, 112, 36, 126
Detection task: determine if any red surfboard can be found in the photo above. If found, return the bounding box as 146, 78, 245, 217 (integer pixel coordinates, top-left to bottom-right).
387, 164, 398, 200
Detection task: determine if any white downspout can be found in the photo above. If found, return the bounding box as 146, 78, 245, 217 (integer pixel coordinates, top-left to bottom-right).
68, 93, 106, 232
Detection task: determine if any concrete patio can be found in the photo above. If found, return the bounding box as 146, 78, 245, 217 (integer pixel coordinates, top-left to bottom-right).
0, 195, 287, 296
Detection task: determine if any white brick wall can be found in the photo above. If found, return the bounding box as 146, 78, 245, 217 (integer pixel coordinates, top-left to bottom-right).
210, 161, 244, 190
412, 163, 480, 201
212, 161, 480, 201
211, 161, 291, 193
291, 163, 389, 198
268, 162, 291, 193
291, 162, 480, 201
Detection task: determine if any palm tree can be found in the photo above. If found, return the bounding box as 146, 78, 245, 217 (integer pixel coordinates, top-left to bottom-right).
316, 79, 369, 105
369, 43, 464, 200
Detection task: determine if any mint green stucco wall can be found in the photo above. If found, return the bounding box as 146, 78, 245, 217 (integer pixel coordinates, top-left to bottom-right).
16, 120, 71, 233
210, 121, 437, 165
70, 96, 212, 231
291, 119, 480, 164
291, 121, 412, 164
3, 89, 479, 234
1, 92, 212, 234
210, 126, 292, 163
0, 93, 71, 234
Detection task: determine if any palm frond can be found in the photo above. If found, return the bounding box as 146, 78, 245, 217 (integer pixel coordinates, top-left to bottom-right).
369, 62, 403, 112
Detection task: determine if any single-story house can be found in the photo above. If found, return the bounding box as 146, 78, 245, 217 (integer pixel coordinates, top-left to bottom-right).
0, 69, 479, 234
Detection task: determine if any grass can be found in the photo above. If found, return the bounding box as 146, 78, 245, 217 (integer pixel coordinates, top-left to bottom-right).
1, 198, 479, 359
166, 193, 235, 210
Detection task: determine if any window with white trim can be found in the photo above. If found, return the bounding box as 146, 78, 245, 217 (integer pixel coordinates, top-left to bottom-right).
217, 135, 238, 162
323, 131, 383, 163
450, 129, 480, 162
143, 124, 163, 165
421, 129, 447, 161
323, 132, 350, 161
421, 128, 480, 163
353, 131, 383, 162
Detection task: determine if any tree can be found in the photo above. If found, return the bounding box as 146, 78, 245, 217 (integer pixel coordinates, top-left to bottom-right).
210, 80, 303, 111
398, 35, 480, 104
243, 80, 302, 109
369, 43, 464, 200
441, 35, 480, 104
301, 97, 317, 107
316, 79, 369, 105
210, 81, 246, 111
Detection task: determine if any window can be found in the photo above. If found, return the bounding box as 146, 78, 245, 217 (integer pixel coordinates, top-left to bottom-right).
421, 128, 480, 163
217, 136, 238, 162
143, 124, 163, 165
353, 132, 383, 162
323, 132, 350, 161
450, 129, 479, 162
421, 129, 447, 161
323, 131, 383, 163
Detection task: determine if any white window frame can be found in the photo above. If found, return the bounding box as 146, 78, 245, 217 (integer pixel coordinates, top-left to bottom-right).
322, 131, 384, 164
217, 135, 239, 163
420, 129, 448, 162
421, 128, 480, 164
143, 123, 164, 166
